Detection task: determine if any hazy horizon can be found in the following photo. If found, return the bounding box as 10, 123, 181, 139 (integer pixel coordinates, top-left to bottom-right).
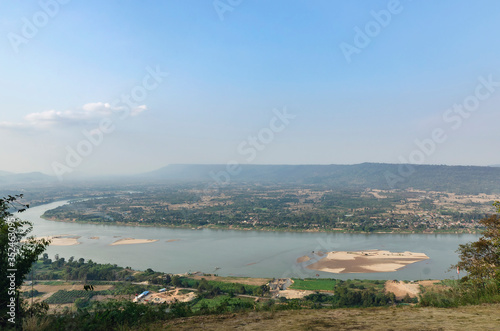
2, 162, 500, 179
1, 1, 500, 178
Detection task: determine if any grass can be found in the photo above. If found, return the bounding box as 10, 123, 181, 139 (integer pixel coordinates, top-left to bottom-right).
159, 304, 500, 330
35, 281, 73, 286
188, 275, 271, 286
419, 281, 500, 307
437, 279, 459, 287
180, 277, 261, 294
44, 290, 102, 304
347, 279, 386, 290
289, 278, 384, 291
191, 295, 255, 311
289, 278, 337, 291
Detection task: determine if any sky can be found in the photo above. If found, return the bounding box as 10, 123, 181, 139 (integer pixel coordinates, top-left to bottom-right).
0, 0, 500, 177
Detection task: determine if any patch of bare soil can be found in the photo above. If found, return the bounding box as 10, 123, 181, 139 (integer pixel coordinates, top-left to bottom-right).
384, 280, 420, 299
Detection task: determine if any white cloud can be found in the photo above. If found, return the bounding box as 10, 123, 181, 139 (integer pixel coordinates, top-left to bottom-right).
130, 105, 147, 117
0, 102, 147, 131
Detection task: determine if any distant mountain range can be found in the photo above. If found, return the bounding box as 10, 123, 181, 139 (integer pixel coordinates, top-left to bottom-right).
142, 163, 500, 194
1, 163, 499, 194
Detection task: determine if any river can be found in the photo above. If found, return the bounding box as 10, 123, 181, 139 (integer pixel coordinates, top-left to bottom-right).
20, 200, 479, 280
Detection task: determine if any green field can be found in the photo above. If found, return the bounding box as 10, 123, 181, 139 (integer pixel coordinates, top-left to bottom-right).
290, 278, 385, 291
180, 277, 261, 294
191, 295, 255, 311
289, 278, 337, 291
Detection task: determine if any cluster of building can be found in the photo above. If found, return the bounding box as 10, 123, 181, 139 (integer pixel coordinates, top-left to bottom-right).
133, 288, 196, 304
268, 278, 292, 291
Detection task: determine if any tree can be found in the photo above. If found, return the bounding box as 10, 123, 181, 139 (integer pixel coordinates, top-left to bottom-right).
197, 278, 210, 292
454, 201, 500, 286
171, 275, 182, 287
1, 195, 50, 327
163, 274, 171, 285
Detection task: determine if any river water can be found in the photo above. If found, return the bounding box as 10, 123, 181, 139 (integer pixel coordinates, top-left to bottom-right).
20, 200, 479, 280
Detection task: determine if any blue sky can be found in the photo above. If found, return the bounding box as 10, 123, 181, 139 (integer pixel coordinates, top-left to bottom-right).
0, 0, 499, 176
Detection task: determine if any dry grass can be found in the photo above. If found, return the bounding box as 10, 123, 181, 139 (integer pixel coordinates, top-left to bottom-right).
21, 284, 114, 293
22, 315, 53, 331
188, 275, 271, 286
157, 304, 500, 330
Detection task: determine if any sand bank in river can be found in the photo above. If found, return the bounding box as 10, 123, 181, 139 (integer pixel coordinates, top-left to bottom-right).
31, 235, 81, 246
296, 255, 311, 263
302, 249, 429, 274
110, 238, 158, 246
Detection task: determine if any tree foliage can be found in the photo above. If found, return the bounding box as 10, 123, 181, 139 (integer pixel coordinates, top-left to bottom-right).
0, 195, 50, 327
455, 201, 500, 285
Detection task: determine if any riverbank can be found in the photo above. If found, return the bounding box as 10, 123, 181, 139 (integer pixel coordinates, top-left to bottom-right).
24, 201, 475, 280
40, 215, 481, 235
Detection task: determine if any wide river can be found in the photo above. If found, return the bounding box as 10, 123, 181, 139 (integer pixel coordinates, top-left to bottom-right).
22, 200, 479, 280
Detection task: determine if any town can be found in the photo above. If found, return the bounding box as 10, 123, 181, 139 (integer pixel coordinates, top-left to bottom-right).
41, 184, 498, 234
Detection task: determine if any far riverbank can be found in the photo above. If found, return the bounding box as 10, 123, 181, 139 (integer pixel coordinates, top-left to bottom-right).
40, 215, 482, 235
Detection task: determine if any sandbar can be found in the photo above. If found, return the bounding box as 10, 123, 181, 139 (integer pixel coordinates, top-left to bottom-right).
110, 238, 158, 246
304, 249, 429, 274
297, 255, 311, 263
31, 235, 81, 246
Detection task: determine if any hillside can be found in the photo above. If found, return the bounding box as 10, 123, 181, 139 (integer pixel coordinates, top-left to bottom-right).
160, 304, 500, 330
143, 163, 500, 194
2, 163, 499, 195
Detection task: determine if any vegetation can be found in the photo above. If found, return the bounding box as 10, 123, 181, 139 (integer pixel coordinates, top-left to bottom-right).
3, 188, 500, 329
175, 276, 265, 297
159, 303, 500, 330
41, 184, 493, 234
455, 202, 500, 286
289, 278, 337, 291
290, 278, 385, 292
419, 201, 500, 307
44, 290, 109, 304
0, 195, 50, 328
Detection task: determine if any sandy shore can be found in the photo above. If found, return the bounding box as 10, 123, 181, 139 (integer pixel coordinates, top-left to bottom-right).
110, 238, 158, 246
303, 249, 429, 274
31, 235, 81, 246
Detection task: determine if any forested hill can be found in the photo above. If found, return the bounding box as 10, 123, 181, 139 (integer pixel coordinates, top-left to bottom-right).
143, 163, 500, 194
